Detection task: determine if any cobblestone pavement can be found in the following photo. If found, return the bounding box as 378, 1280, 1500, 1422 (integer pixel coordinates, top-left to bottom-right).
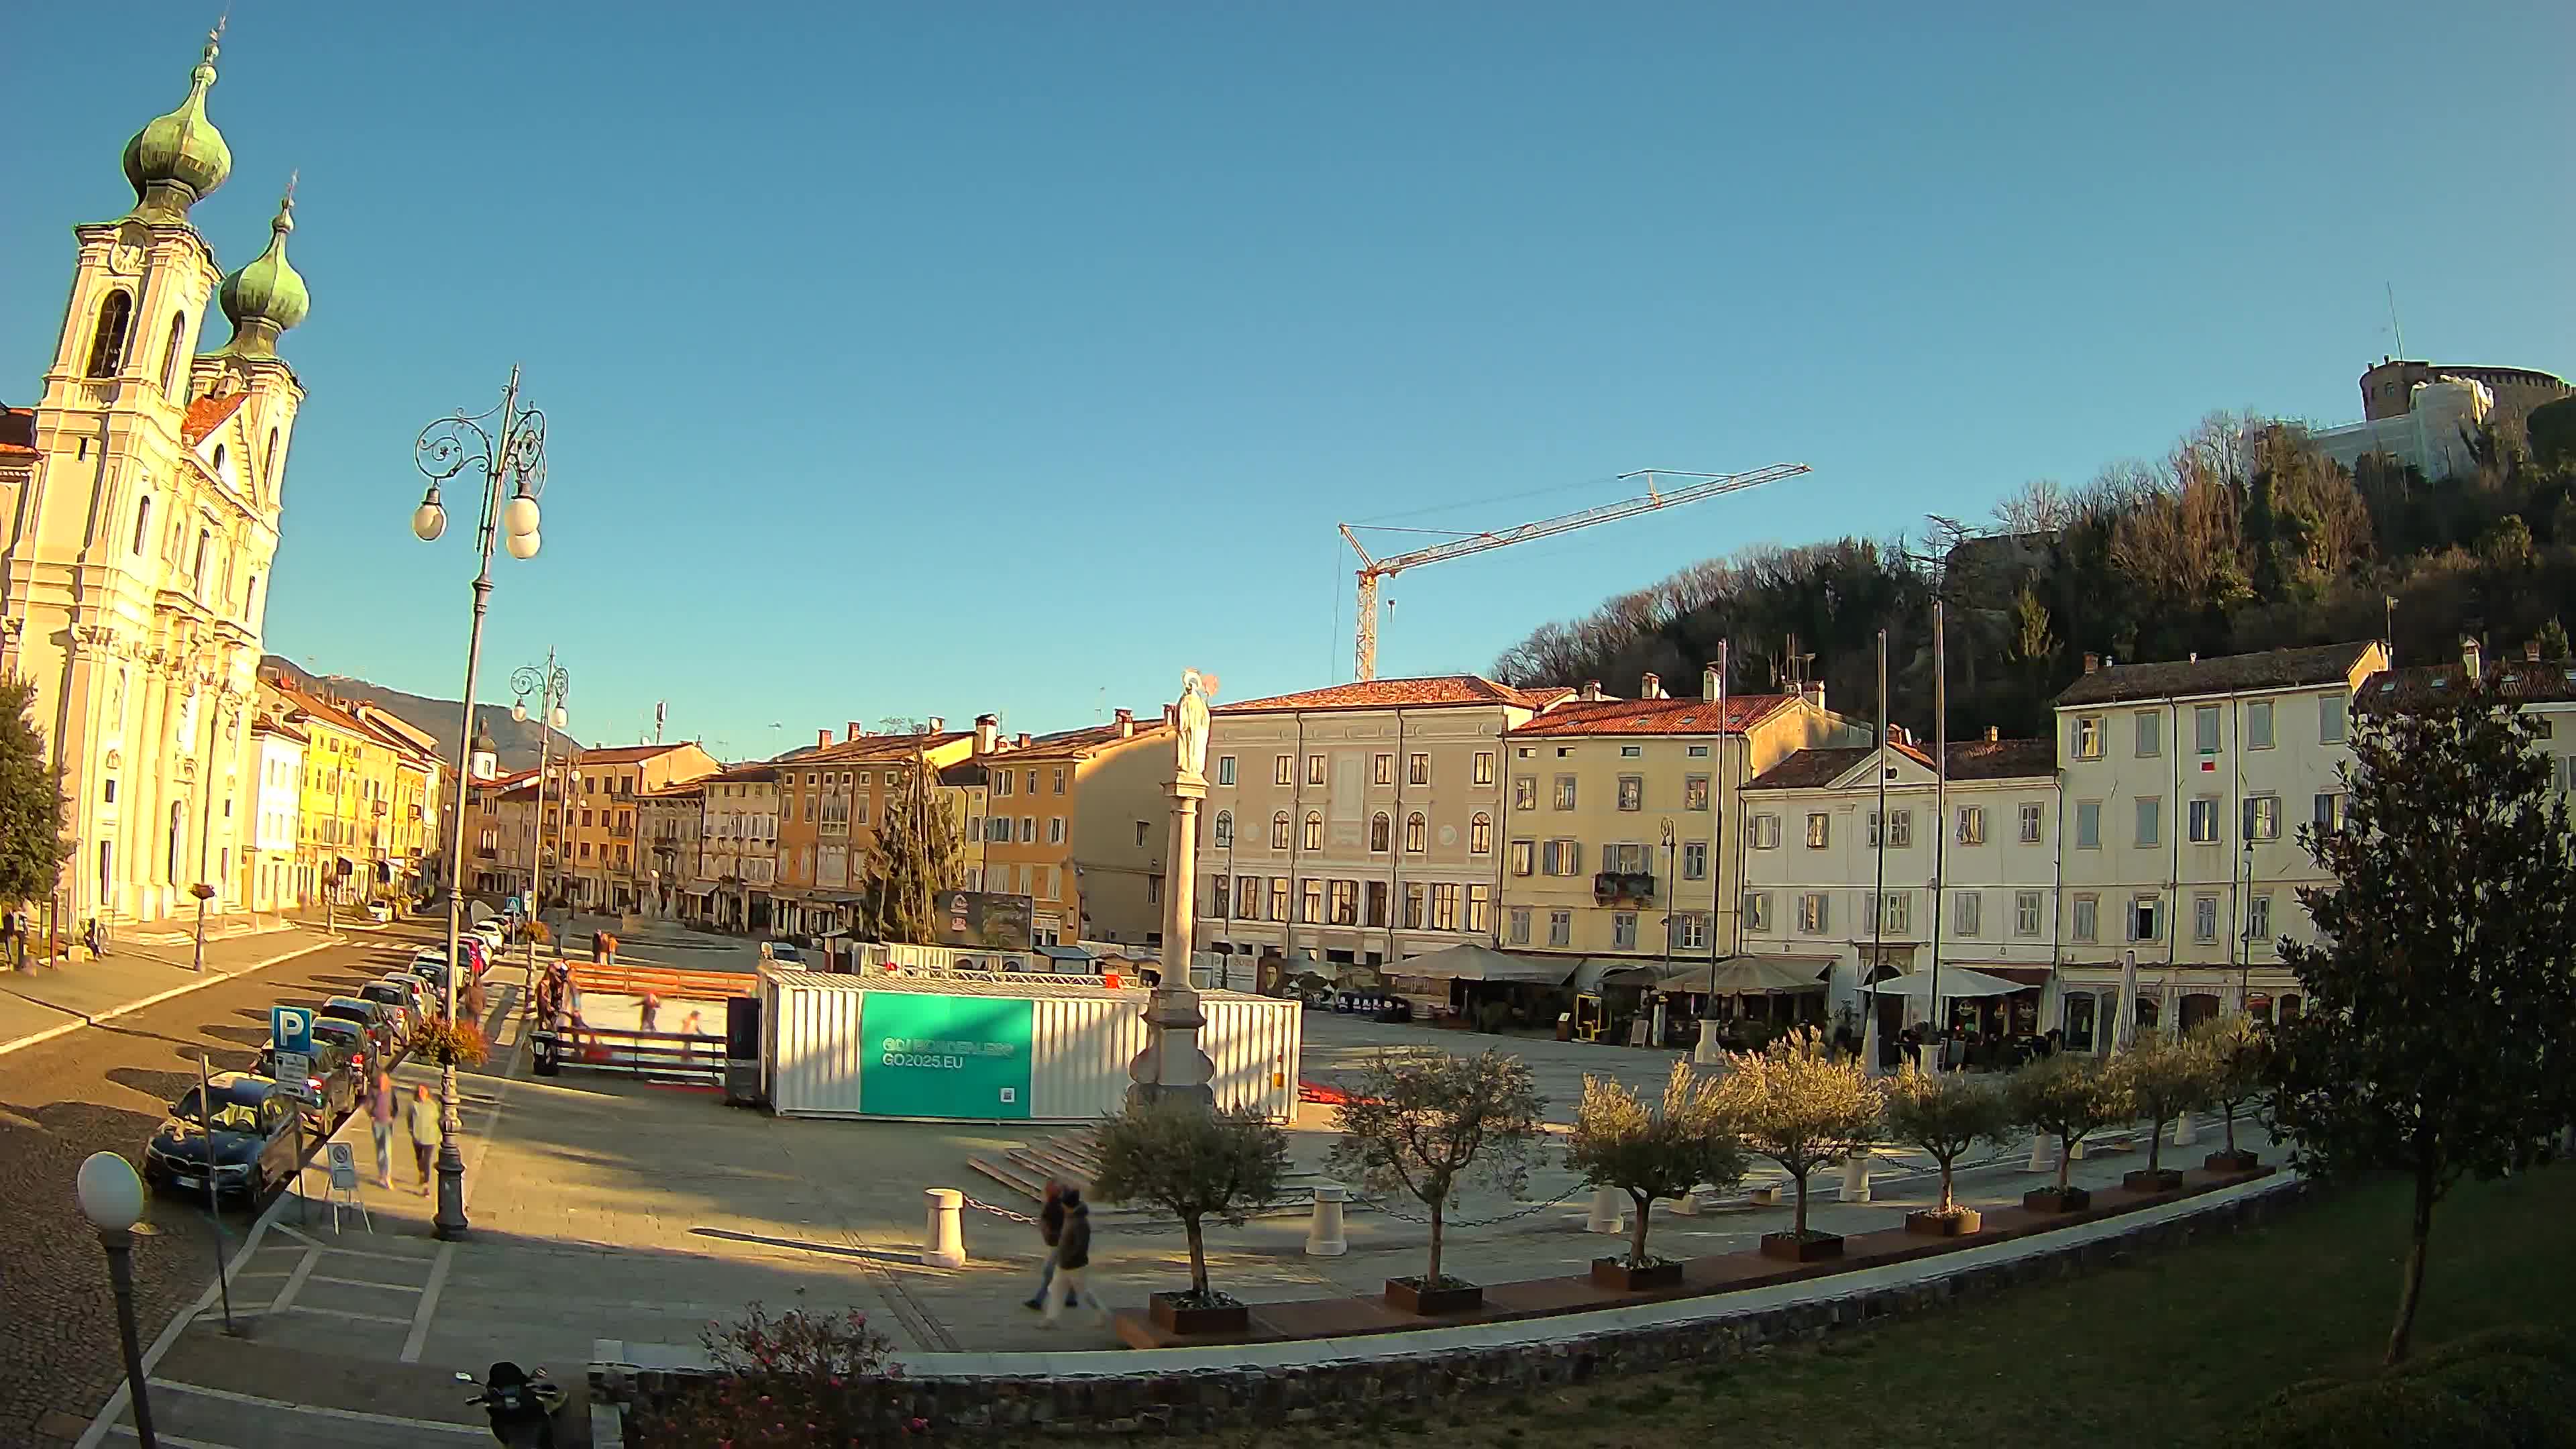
0, 923, 447, 1445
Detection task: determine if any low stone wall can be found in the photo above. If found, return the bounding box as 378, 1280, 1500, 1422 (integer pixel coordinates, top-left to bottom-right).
596, 1177, 2309, 1439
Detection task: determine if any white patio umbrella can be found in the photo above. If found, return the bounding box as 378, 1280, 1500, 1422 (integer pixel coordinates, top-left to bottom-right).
2112, 949, 2141, 1055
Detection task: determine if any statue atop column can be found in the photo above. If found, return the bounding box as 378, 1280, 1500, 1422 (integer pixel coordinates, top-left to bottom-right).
1129, 667, 1218, 1113
1175, 667, 1212, 784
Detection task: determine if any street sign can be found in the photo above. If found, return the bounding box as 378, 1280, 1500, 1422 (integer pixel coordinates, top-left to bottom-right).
272, 1049, 316, 1102
270, 1005, 315, 1056
326, 1141, 358, 1190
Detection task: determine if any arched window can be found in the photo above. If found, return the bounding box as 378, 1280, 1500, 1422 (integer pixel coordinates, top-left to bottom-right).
159, 312, 188, 396
1271, 812, 1291, 850
1212, 810, 1232, 849
1470, 812, 1493, 854
130, 495, 153, 556
262, 428, 280, 498
1302, 812, 1323, 851
86, 290, 133, 378
211, 443, 226, 477
1405, 812, 1428, 852
193, 528, 210, 583
1369, 812, 1391, 853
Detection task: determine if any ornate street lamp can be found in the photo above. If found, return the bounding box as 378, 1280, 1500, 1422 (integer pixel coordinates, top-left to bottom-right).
77, 1151, 157, 1448
412, 367, 547, 1240
512, 653, 570, 997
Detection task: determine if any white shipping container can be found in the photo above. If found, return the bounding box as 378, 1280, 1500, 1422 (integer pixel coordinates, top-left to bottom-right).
761, 970, 1300, 1123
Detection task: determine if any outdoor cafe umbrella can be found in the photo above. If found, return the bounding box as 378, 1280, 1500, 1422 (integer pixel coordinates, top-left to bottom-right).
2114, 949, 2141, 1055
1863, 965, 2027, 1002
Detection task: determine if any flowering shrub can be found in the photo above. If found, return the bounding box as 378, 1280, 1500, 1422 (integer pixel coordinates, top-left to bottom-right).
626, 1302, 919, 1447
405, 1014, 487, 1069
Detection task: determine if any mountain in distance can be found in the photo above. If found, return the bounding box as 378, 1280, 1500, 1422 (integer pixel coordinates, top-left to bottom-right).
260, 655, 583, 771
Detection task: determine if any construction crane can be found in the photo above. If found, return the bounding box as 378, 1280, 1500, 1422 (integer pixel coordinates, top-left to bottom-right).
1338, 463, 1810, 680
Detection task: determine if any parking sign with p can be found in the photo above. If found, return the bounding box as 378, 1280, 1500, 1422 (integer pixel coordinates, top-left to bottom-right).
271, 1004, 315, 1056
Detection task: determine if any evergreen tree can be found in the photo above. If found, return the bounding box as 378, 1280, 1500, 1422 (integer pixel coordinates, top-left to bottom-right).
0, 678, 74, 913
855, 757, 966, 943
2269, 669, 2576, 1364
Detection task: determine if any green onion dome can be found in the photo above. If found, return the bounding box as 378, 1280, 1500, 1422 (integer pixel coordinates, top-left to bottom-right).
122, 31, 231, 223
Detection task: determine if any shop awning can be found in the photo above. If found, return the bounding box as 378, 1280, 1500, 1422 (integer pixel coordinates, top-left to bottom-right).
1866, 966, 2027, 1000
1036, 945, 1094, 967
1390, 943, 1578, 985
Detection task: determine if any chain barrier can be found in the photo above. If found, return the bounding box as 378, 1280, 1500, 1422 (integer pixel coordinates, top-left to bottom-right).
1353, 1181, 1588, 1228
959, 1192, 1038, 1226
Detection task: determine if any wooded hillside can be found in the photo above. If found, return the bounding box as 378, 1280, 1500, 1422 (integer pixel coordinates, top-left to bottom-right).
1493, 403, 2576, 741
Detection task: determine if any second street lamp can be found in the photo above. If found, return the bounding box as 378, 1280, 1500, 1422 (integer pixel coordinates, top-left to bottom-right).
413, 366, 548, 1240
512, 653, 571, 1000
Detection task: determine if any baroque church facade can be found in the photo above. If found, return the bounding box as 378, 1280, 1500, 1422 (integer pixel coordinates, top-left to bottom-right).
0, 30, 311, 925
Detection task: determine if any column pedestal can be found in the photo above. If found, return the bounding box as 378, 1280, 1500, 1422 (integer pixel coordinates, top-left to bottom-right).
1305, 1186, 1348, 1256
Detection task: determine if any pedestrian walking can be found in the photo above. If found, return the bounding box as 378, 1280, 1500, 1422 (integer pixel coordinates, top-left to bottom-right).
1040, 1188, 1108, 1328
639, 991, 661, 1036
370, 1067, 397, 1189
85, 917, 107, 960
1022, 1180, 1080, 1311
2, 910, 18, 972
405, 1083, 441, 1195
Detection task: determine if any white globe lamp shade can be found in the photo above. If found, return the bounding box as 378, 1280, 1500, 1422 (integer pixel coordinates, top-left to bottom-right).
512, 699, 529, 724
505, 530, 540, 560
411, 500, 447, 543
75, 1151, 144, 1232
549, 706, 568, 730
502, 494, 541, 538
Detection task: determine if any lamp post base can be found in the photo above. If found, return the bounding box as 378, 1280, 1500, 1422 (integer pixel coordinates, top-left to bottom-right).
433, 1060, 470, 1239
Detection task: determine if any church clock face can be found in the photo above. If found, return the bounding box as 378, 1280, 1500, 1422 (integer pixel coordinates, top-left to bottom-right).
107, 242, 146, 277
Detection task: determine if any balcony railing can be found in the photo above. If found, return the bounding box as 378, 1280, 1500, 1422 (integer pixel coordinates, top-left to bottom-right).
1593, 870, 1656, 904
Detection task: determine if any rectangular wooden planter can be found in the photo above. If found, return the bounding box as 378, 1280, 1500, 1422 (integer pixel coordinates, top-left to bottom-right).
2023, 1185, 2092, 1214
1590, 1257, 1685, 1291
1148, 1292, 1249, 1336
2204, 1149, 2261, 1175
1904, 1208, 1982, 1237
1384, 1278, 1483, 1316
2123, 1168, 2185, 1194
1758, 1231, 1844, 1263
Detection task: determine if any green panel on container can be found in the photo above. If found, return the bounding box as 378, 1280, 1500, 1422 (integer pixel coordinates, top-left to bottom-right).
858, 993, 1034, 1120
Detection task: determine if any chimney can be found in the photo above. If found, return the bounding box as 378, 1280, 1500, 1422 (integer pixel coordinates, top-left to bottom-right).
1702, 664, 1721, 702
2083, 653, 2100, 674
1580, 680, 1603, 702
1114, 707, 1135, 737
1985, 725, 1999, 742
974, 714, 998, 755
2526, 639, 2543, 663
845, 721, 863, 742
1801, 682, 1825, 711
1016, 732, 1032, 749
2461, 635, 2483, 678
817, 729, 832, 749
1640, 672, 1662, 700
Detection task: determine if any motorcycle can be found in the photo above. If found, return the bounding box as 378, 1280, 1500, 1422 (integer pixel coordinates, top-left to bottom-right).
458, 1362, 567, 1448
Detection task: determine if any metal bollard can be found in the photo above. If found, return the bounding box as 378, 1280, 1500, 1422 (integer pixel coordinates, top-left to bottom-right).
1305, 1185, 1348, 1256
1586, 1186, 1625, 1234
922, 1188, 966, 1268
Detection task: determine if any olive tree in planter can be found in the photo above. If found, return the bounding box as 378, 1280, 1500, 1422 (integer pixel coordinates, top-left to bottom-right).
2190, 1014, 2270, 1173
1326, 1047, 1546, 1315
2005, 1053, 2130, 1213
1566, 1060, 1747, 1289
1089, 1098, 1291, 1336
1880, 1067, 2012, 1236
2112, 1035, 2214, 1193
1713, 1027, 1880, 1263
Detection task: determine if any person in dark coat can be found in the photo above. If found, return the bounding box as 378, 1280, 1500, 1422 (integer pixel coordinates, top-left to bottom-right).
1040, 1189, 1109, 1327
1022, 1180, 1079, 1311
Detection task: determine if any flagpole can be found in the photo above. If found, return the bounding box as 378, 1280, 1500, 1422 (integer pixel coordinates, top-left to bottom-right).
1931, 597, 1948, 1066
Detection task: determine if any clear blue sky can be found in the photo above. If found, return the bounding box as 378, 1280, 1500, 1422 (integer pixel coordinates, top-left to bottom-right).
7, 3, 2569, 757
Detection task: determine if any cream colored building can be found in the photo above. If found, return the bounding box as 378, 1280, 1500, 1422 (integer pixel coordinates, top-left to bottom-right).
565, 741, 719, 914
1740, 732, 2059, 1036
694, 762, 779, 932
2050, 641, 2387, 1053
0, 34, 311, 924
973, 712, 1172, 947
1202, 676, 1570, 969
638, 780, 704, 918
1500, 669, 1866, 971
246, 711, 304, 914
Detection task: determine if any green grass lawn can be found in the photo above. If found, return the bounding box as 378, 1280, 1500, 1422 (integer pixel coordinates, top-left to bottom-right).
1093, 1166, 2575, 1449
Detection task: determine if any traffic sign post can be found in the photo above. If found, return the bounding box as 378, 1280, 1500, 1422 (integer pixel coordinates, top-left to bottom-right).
271, 1006, 315, 1057
272, 1051, 315, 1102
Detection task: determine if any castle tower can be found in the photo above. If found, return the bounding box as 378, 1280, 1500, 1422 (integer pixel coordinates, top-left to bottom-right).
0, 29, 311, 925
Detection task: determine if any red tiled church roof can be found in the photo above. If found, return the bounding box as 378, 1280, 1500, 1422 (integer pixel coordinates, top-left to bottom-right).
1508, 694, 1797, 737
182, 393, 247, 447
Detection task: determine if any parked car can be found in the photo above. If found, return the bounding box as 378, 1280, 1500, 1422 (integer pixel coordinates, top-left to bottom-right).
254, 1035, 359, 1122
764, 941, 804, 965
318, 996, 398, 1064
365, 901, 393, 924
352, 980, 417, 1042
472, 917, 508, 949
144, 1072, 305, 1203
378, 971, 435, 1022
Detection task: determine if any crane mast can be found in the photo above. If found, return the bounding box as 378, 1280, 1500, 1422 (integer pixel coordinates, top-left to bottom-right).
1341, 462, 1809, 681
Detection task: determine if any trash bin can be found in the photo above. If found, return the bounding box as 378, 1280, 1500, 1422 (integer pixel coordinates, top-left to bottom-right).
533, 1031, 561, 1077
1556, 1012, 1573, 1042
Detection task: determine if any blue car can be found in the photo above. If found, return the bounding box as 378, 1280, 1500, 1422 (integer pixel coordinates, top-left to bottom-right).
142, 1073, 304, 1203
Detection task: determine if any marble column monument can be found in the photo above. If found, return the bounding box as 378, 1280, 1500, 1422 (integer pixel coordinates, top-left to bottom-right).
1127, 669, 1218, 1113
